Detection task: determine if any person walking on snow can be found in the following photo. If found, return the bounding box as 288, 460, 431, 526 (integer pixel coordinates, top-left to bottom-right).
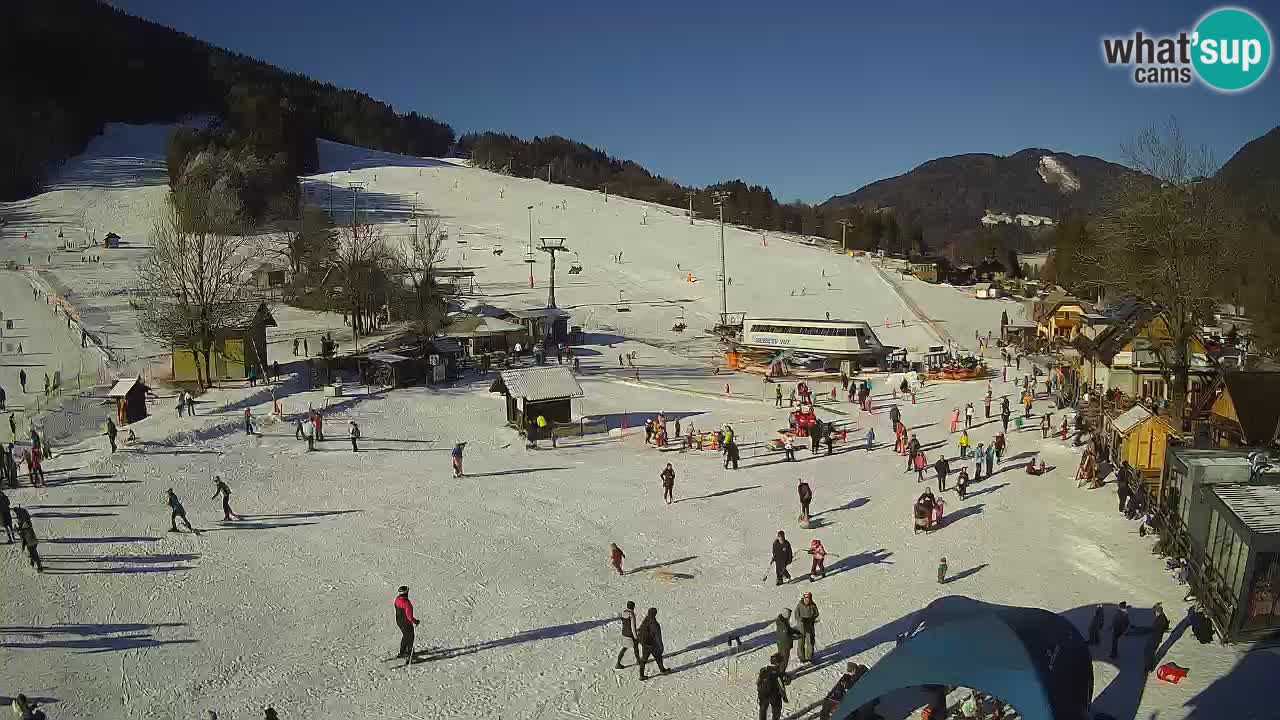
973, 443, 984, 481
187, 393, 196, 416
905, 434, 920, 470
964, 403, 974, 429
1088, 605, 1105, 645
806, 539, 828, 580
212, 476, 239, 521
955, 468, 969, 499
451, 442, 465, 477
1110, 602, 1130, 659
724, 438, 740, 469
660, 463, 676, 504
18, 370, 26, 394
797, 479, 813, 519
958, 430, 970, 459
948, 408, 959, 433
243, 408, 255, 436
1145, 603, 1170, 672
1041, 413, 1052, 439
757, 653, 790, 720
166, 488, 196, 533
993, 432, 1006, 463
349, 420, 360, 452
914, 450, 928, 482
394, 585, 420, 659
18, 514, 41, 572
609, 543, 626, 575
784, 434, 797, 461
985, 443, 996, 476
775, 386, 783, 408
8, 412, 15, 444
888, 405, 901, 431
795, 592, 820, 663
303, 418, 315, 451
865, 427, 875, 451
636, 607, 669, 679
105, 418, 118, 453
615, 600, 640, 668
774, 609, 800, 672
0, 489, 12, 544
312, 411, 324, 441
934, 455, 950, 492
771, 531, 794, 585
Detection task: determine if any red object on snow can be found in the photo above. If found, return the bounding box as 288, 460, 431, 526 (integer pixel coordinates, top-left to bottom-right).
1156, 662, 1189, 684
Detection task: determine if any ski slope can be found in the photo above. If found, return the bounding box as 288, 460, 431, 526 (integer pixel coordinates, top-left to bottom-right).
0, 131, 1266, 720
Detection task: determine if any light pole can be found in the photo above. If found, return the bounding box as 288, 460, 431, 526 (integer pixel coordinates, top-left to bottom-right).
712, 191, 731, 326
526, 205, 535, 289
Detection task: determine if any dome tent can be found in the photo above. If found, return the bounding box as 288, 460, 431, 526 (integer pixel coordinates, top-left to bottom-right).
834, 596, 1092, 720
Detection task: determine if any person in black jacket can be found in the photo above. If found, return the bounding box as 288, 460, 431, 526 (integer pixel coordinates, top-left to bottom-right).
771, 531, 794, 585
1110, 602, 1130, 659
797, 480, 813, 519
1116, 466, 1133, 513
933, 456, 950, 492
1145, 603, 1170, 672
1088, 605, 1104, 645
724, 440, 740, 470
636, 607, 669, 679
757, 652, 789, 720
211, 476, 239, 521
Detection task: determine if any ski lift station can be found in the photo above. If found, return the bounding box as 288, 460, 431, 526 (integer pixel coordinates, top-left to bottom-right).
736, 317, 893, 368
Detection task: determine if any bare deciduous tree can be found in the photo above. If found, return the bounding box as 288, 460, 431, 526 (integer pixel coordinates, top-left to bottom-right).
1078, 119, 1246, 425
327, 219, 393, 343
132, 198, 259, 389
391, 215, 451, 348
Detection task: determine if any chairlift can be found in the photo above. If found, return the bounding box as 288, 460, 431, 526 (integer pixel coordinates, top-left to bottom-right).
671, 305, 686, 332
492, 244, 504, 256
524, 251, 537, 264
616, 289, 632, 312
568, 252, 583, 275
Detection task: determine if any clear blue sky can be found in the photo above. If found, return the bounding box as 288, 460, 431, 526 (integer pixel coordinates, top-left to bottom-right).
112, 0, 1278, 202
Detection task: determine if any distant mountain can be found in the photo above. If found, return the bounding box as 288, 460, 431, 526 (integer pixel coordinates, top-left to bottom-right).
1218, 126, 1280, 193
821, 149, 1134, 251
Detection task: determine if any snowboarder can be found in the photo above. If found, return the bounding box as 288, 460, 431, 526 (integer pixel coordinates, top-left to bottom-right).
757, 653, 790, 720
806, 538, 828, 580
934, 456, 950, 492
610, 543, 626, 575
660, 463, 676, 504
166, 488, 195, 533
771, 531, 794, 585
212, 476, 238, 521
1110, 602, 1130, 659
451, 442, 465, 477
0, 489, 12, 543
797, 479, 813, 519
616, 600, 640, 668
795, 592, 819, 662
394, 585, 420, 659
1145, 603, 1170, 672
349, 420, 360, 452
937, 557, 948, 584
774, 609, 800, 671
1088, 605, 1104, 645
636, 607, 669, 679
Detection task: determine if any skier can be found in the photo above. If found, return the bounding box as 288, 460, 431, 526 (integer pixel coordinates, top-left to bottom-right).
166, 488, 196, 533
393, 585, 420, 659
771, 530, 794, 585
0, 489, 12, 543
18, 514, 41, 572
636, 607, 669, 679
757, 653, 790, 720
212, 476, 238, 521
934, 455, 950, 492
660, 463, 676, 504
795, 592, 820, 663
615, 600, 640, 668
1088, 605, 1104, 645
797, 479, 813, 519
451, 442, 465, 477
609, 543, 626, 575
806, 538, 828, 580
1110, 602, 1130, 659
1145, 603, 1170, 672
349, 420, 360, 452
774, 609, 800, 671
105, 418, 118, 453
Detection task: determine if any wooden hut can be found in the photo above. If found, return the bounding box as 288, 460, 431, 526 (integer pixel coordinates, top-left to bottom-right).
490, 366, 583, 441
107, 376, 149, 425
171, 303, 276, 383
1105, 405, 1180, 493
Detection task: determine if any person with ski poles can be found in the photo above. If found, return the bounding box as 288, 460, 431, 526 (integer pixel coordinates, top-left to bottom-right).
393, 585, 420, 660
795, 592, 820, 663
212, 476, 239, 521
806, 538, 828, 580
166, 488, 196, 533
770, 530, 794, 585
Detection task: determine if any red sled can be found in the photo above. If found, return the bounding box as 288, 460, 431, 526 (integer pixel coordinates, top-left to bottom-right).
1156, 662, 1189, 684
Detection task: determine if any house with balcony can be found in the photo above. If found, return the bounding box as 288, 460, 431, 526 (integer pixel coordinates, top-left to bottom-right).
1033, 293, 1091, 344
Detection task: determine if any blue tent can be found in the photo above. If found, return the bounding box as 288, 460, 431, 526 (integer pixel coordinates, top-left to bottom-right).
834, 596, 1093, 720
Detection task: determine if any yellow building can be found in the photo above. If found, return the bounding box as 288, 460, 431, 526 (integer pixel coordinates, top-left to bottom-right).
1106, 404, 1179, 491
1199, 371, 1280, 447
1033, 294, 1091, 344
1073, 301, 1214, 405
172, 303, 276, 384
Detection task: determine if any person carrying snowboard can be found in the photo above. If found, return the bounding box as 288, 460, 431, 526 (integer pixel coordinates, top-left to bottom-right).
615, 600, 640, 668
212, 476, 239, 521
166, 488, 196, 533
609, 542, 626, 575
660, 463, 676, 504
771, 531, 794, 585
797, 479, 813, 520
757, 653, 790, 720
394, 585, 420, 660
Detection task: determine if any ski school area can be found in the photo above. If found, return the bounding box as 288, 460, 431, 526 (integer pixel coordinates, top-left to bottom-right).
0, 126, 1269, 720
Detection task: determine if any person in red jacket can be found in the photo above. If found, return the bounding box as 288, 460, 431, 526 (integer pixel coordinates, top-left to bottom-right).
394, 585, 420, 659
610, 542, 626, 575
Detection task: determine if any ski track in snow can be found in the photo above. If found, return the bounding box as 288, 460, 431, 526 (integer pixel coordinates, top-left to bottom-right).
0, 126, 1263, 719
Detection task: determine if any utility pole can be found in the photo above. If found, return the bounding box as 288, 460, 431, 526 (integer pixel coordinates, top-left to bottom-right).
546, 163, 553, 183
526, 205, 535, 289
686, 191, 695, 225
837, 219, 853, 253
601, 184, 609, 202
712, 191, 731, 326
348, 182, 364, 351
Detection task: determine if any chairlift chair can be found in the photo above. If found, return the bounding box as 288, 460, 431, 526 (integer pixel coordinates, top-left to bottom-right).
492, 244, 504, 256
568, 252, 583, 275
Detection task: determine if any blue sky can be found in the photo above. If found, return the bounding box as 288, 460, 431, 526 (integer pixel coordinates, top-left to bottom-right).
113, 0, 1278, 201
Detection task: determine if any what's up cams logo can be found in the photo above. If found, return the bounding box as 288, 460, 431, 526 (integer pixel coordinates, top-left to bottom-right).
1102, 7, 1272, 92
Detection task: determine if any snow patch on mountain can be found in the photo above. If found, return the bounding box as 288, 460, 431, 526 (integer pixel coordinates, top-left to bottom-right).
1037, 155, 1080, 193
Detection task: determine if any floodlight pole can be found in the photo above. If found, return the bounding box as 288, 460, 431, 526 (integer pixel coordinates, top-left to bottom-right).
712, 191, 731, 326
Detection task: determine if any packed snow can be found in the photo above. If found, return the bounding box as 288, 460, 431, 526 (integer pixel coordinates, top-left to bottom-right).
0, 129, 1268, 720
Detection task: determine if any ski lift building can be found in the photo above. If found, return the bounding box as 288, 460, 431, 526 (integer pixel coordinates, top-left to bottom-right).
107, 375, 149, 425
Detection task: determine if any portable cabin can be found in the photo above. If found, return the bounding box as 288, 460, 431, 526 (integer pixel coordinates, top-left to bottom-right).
490, 366, 583, 441
107, 376, 149, 425
171, 303, 276, 383
1201, 484, 1280, 641
360, 351, 423, 388
1105, 405, 1180, 493
102, 232, 121, 249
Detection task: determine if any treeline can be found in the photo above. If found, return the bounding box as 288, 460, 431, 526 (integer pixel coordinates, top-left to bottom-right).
459, 132, 939, 257
1, 0, 453, 202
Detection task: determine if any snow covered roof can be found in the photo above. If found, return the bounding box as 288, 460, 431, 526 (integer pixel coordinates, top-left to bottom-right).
1212, 485, 1280, 535
446, 315, 524, 337
508, 307, 571, 320
493, 367, 583, 401
363, 351, 412, 364
1111, 405, 1152, 434
107, 376, 145, 397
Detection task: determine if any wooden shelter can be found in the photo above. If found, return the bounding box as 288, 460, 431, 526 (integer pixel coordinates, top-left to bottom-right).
507, 307, 570, 345
490, 366, 583, 441
1105, 405, 1180, 491
445, 315, 526, 356
171, 303, 276, 383
107, 376, 149, 425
